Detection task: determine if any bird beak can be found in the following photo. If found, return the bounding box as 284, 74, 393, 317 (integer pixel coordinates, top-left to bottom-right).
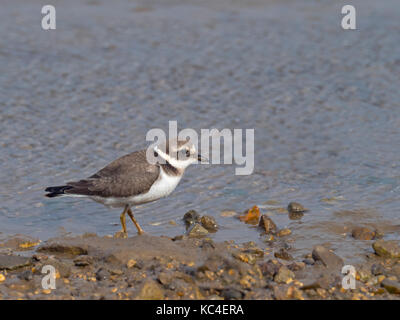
197, 153, 209, 163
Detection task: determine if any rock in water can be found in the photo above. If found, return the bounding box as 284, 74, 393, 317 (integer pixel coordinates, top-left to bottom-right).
187, 223, 209, 238
373, 240, 400, 259
239, 206, 260, 225
183, 210, 201, 227
274, 248, 293, 261
351, 227, 376, 240
277, 228, 292, 237
312, 245, 344, 269
258, 215, 277, 234
287, 202, 307, 213
200, 215, 218, 232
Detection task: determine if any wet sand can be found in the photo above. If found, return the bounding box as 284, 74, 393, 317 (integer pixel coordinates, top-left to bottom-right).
1, 208, 399, 300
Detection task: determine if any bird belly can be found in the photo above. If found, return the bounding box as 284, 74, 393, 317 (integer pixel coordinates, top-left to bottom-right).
89, 169, 182, 208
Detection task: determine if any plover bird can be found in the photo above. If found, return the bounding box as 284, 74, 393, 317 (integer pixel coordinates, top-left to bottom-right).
45, 139, 207, 236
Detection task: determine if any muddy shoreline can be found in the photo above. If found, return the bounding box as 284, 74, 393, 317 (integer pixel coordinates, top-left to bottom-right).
1, 209, 399, 300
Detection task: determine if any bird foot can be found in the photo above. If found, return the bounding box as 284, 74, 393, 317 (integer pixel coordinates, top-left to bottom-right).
114, 230, 128, 239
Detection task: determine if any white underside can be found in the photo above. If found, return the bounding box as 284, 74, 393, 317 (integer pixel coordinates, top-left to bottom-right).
64, 167, 182, 208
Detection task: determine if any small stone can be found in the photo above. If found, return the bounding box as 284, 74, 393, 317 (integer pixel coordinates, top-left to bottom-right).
183, 210, 201, 227
258, 215, 277, 234
303, 258, 315, 265
274, 266, 295, 284
73, 255, 93, 267
232, 252, 257, 265
0, 274, 5, 282
381, 279, 400, 294
357, 269, 371, 282
351, 227, 376, 240
127, 259, 137, 268
19, 270, 33, 281
377, 275, 386, 283
373, 240, 400, 259
287, 202, 307, 213
221, 288, 243, 300
371, 264, 385, 276
95, 268, 109, 281
288, 262, 306, 271
136, 280, 164, 300
158, 272, 174, 286
239, 206, 260, 225
187, 223, 209, 238
109, 268, 123, 275
274, 248, 293, 261
259, 260, 281, 279
277, 228, 292, 237
200, 215, 218, 232
392, 264, 400, 277
312, 245, 344, 269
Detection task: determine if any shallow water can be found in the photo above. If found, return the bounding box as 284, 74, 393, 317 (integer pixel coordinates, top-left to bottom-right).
0, 0, 399, 265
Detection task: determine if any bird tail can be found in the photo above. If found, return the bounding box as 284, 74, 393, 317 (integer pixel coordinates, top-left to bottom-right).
45, 185, 73, 198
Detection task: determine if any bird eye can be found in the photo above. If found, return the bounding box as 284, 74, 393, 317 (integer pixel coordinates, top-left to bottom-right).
186, 150, 190, 157
154, 151, 158, 157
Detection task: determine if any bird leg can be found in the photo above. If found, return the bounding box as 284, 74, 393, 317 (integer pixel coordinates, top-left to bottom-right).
127, 208, 145, 235
116, 204, 129, 238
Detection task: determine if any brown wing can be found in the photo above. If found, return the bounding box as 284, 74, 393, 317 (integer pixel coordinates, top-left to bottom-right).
64, 150, 160, 198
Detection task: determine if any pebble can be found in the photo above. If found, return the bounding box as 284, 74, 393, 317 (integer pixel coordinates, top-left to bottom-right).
0, 274, 5, 282
183, 210, 201, 227
239, 206, 260, 225
187, 223, 209, 238
73, 255, 93, 267
351, 227, 376, 240
258, 215, 277, 234
127, 259, 137, 268
18, 270, 33, 281
277, 228, 292, 237
274, 266, 295, 284
274, 248, 293, 261
95, 268, 110, 281
136, 280, 165, 300
371, 264, 385, 276
288, 262, 306, 271
287, 202, 307, 213
200, 215, 218, 232
373, 240, 400, 259
221, 288, 243, 300
312, 245, 344, 269
381, 279, 400, 294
